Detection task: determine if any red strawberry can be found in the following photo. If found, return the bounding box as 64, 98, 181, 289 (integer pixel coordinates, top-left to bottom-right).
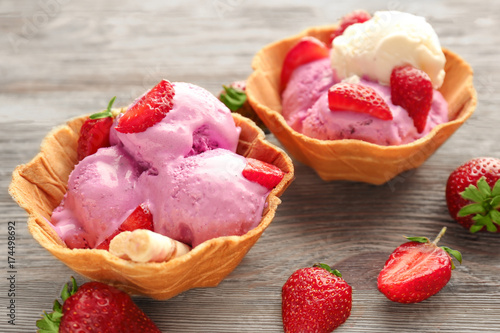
242, 158, 285, 190
116, 79, 175, 134
377, 227, 462, 304
329, 10, 372, 43
95, 204, 154, 250
77, 96, 116, 161
281, 36, 329, 91
328, 82, 393, 120
446, 157, 500, 233
36, 277, 161, 333
282, 264, 352, 333
390, 65, 433, 133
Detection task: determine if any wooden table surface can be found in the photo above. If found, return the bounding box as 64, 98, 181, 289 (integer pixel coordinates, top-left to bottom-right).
2, 0, 500, 332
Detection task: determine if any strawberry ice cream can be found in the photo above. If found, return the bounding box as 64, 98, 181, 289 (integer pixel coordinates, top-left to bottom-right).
281, 11, 449, 145
51, 80, 284, 250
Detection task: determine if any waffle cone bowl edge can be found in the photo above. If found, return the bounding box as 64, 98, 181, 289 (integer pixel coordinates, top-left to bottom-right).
9, 112, 294, 300
246, 25, 476, 185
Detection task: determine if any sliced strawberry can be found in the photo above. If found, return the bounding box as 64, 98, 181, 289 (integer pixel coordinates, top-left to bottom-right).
329, 10, 372, 44
77, 96, 117, 161
328, 82, 392, 120
377, 228, 462, 303
390, 65, 433, 133
242, 158, 284, 190
116, 79, 175, 134
96, 204, 154, 250
281, 36, 329, 91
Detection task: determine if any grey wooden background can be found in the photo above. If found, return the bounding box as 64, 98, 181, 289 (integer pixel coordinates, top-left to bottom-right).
1, 0, 500, 332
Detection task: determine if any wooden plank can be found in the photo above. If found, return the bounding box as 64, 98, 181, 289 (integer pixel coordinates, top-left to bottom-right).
1, 0, 500, 332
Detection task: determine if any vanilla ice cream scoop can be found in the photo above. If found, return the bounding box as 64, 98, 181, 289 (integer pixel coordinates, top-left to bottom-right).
331, 11, 446, 89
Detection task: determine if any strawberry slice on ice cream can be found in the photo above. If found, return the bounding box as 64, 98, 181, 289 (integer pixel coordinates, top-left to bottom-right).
328, 82, 393, 120
96, 204, 154, 250
281, 36, 329, 91
116, 79, 175, 134
242, 158, 284, 190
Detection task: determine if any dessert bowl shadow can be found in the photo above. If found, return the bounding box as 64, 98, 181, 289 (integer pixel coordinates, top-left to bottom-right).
246, 25, 476, 185
9, 112, 294, 300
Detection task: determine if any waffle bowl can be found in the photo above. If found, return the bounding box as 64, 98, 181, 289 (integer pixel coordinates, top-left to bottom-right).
246, 25, 476, 185
9, 112, 294, 300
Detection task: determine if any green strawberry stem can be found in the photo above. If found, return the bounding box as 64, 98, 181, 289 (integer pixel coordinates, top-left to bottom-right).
313, 263, 342, 278
89, 96, 117, 119
458, 177, 500, 233
36, 277, 79, 333
432, 226, 447, 245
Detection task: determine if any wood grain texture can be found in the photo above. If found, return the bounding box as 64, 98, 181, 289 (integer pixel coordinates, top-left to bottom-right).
1, 0, 500, 332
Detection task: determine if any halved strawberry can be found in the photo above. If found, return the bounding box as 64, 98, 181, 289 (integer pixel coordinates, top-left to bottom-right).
77, 96, 116, 161
329, 10, 372, 44
242, 158, 284, 190
328, 82, 393, 120
116, 79, 175, 134
390, 65, 433, 133
377, 227, 462, 304
281, 36, 329, 91
96, 204, 154, 250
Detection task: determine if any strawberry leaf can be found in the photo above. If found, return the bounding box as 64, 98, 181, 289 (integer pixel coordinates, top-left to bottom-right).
313, 263, 342, 277
90, 96, 116, 119
471, 214, 497, 233
405, 236, 429, 243
37, 277, 79, 333
220, 86, 247, 111
490, 196, 500, 209
458, 203, 486, 217
461, 183, 487, 203
441, 246, 462, 267
492, 179, 500, 196
477, 177, 492, 196
489, 210, 500, 224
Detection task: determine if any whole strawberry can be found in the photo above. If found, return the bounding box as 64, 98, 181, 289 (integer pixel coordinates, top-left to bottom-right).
446, 157, 500, 233
36, 277, 161, 333
77, 96, 116, 161
377, 227, 462, 304
282, 264, 352, 333
218, 81, 267, 132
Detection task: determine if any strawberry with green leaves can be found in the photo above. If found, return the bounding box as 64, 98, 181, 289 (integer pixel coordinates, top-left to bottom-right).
219, 81, 267, 131
282, 264, 352, 333
37, 277, 161, 333
77, 96, 117, 161
446, 157, 500, 233
377, 227, 462, 304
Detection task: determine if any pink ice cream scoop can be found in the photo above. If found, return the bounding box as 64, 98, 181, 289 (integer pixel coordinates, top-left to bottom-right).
110, 82, 240, 169
282, 58, 448, 145
51, 81, 276, 250
140, 148, 270, 247
51, 146, 143, 248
